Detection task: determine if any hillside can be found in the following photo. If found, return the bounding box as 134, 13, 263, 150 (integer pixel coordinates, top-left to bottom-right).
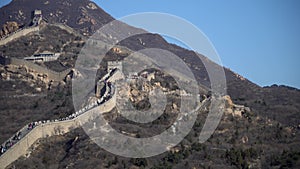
0, 0, 299, 168
0, 0, 114, 36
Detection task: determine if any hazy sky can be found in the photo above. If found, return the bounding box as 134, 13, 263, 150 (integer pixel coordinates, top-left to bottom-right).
1, 0, 299, 88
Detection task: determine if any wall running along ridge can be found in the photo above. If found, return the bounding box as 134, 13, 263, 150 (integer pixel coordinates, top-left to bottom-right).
0, 93, 116, 169
0, 27, 39, 46
10, 58, 72, 81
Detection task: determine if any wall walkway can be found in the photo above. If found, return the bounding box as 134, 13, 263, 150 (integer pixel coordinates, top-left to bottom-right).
0, 92, 116, 169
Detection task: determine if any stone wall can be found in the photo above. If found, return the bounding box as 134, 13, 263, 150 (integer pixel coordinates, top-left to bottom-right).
0, 93, 116, 169
0, 27, 39, 46
0, 23, 82, 47
10, 58, 71, 81
0, 120, 79, 169
50, 23, 82, 37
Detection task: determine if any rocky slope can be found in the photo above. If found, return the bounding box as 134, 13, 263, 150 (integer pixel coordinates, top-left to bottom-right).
0, 21, 19, 38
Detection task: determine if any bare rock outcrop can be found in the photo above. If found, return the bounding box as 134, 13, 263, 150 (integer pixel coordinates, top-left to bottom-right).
0, 21, 19, 38
223, 95, 251, 118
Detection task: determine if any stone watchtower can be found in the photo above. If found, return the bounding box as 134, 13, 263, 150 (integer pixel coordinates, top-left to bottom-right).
95, 61, 124, 98
96, 81, 105, 98
32, 10, 42, 26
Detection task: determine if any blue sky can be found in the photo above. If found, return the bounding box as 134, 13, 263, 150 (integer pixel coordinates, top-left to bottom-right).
1, 0, 299, 89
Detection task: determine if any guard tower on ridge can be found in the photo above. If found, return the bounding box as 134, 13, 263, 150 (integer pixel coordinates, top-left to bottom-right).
32, 10, 42, 26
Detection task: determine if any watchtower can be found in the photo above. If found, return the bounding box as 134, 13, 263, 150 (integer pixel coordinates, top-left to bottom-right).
32, 10, 42, 26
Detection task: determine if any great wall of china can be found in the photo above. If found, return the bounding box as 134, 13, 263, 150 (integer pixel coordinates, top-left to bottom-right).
0, 22, 83, 81
0, 23, 86, 168
10, 57, 72, 81
0, 21, 121, 169
0, 94, 117, 169
0, 27, 40, 46
50, 23, 83, 38
0, 56, 72, 81
0, 70, 117, 169
0, 19, 212, 169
